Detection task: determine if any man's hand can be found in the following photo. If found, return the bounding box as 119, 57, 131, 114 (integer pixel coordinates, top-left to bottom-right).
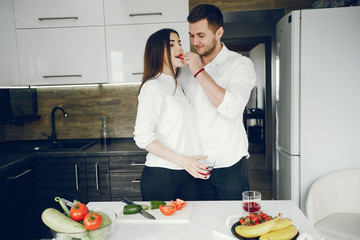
183, 52, 203, 76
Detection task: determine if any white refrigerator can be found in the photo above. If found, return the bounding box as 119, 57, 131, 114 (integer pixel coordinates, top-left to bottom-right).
275, 6, 360, 212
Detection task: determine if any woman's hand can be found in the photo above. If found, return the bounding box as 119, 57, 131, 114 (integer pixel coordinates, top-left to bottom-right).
180, 155, 209, 179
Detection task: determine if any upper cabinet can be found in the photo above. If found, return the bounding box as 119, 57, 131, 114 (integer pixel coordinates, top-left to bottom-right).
17, 27, 107, 86
13, 0, 107, 86
104, 0, 188, 25
104, 0, 189, 83
0, 0, 20, 86
13, 0, 104, 28
1, 0, 190, 86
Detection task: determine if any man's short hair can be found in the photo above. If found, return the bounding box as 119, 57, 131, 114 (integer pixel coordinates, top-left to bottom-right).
187, 4, 223, 33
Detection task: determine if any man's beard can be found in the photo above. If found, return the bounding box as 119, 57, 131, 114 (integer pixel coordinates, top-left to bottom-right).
198, 38, 217, 57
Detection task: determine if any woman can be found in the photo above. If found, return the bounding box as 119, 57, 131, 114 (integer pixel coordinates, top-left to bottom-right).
133, 29, 208, 201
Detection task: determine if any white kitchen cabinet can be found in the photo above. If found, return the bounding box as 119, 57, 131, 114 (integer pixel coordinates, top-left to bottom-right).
104, 0, 188, 25
0, 0, 20, 86
13, 0, 104, 29
16, 27, 107, 86
106, 22, 189, 83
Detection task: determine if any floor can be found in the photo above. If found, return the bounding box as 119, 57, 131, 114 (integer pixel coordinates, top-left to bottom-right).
247, 142, 273, 200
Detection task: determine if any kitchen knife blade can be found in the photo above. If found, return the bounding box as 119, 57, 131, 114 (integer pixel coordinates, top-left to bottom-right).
122, 197, 156, 220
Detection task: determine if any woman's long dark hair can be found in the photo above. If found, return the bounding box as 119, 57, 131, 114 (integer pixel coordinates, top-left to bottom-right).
138, 28, 181, 95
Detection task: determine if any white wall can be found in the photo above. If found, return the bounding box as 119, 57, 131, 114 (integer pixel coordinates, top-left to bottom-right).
249, 43, 265, 109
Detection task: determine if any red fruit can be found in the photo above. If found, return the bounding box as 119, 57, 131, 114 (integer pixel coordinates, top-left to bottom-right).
264, 216, 271, 222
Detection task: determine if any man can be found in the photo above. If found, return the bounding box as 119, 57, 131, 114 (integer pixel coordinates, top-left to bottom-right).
179, 4, 256, 200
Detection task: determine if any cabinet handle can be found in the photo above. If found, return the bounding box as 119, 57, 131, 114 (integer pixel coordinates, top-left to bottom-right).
132, 179, 141, 183
95, 162, 99, 190
43, 75, 82, 78
38, 17, 79, 21
74, 164, 79, 191
132, 72, 143, 75
129, 12, 162, 17
130, 162, 145, 166
6, 169, 32, 180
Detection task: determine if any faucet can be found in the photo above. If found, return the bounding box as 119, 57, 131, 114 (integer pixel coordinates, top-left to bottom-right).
49, 106, 68, 143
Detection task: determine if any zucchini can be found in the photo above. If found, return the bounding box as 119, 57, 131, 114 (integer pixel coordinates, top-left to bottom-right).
41, 208, 87, 233
123, 204, 142, 215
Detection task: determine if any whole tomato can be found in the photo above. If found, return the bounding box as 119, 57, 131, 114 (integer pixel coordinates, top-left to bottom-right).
83, 212, 102, 230
70, 203, 89, 221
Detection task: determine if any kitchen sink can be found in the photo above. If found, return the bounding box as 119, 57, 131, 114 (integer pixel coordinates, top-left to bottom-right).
40, 140, 97, 151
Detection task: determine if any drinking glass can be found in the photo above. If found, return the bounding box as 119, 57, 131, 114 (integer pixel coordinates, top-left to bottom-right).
242, 190, 261, 214
198, 157, 216, 179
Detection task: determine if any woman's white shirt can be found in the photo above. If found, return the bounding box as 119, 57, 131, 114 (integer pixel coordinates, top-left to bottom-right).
133, 73, 202, 170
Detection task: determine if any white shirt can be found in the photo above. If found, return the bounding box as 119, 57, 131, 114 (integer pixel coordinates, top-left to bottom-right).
133, 73, 202, 170
178, 44, 256, 168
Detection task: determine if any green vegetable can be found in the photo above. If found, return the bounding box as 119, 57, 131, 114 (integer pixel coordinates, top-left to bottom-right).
123, 204, 142, 214
41, 208, 87, 233
150, 200, 166, 210
141, 204, 149, 210
96, 211, 112, 227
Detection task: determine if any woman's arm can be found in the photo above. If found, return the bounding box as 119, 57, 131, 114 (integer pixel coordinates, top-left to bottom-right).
145, 139, 208, 178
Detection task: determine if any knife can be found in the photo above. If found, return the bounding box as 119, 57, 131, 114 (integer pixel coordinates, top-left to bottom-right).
121, 197, 156, 220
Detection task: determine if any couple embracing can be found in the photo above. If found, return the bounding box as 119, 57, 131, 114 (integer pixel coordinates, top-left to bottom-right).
133, 4, 256, 201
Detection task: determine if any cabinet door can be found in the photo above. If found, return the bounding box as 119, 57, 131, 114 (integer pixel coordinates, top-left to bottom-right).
109, 155, 146, 172
0, 0, 20, 86
106, 22, 189, 83
36, 156, 87, 209
104, 0, 188, 25
13, 0, 104, 28
86, 156, 111, 201
17, 26, 107, 85
109, 155, 146, 200
0, 160, 39, 240
110, 172, 142, 200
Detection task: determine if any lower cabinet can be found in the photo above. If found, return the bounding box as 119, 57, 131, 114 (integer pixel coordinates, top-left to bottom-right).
0, 158, 39, 240
86, 156, 111, 200
109, 154, 146, 201
35, 156, 88, 238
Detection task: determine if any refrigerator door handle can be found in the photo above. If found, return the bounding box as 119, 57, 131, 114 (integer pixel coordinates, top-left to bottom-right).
276, 143, 300, 158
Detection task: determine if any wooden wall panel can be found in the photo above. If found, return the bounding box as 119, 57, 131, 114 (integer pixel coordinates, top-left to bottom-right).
189, 0, 313, 13
5, 85, 140, 140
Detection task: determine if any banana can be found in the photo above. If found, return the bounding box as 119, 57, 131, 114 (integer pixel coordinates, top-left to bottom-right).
272, 218, 292, 231
235, 213, 282, 238
259, 225, 298, 240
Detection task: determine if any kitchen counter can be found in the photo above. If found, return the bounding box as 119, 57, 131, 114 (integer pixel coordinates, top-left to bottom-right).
87, 200, 324, 240
0, 138, 146, 172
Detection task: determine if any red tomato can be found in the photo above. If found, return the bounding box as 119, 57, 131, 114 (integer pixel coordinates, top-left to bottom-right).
83, 212, 102, 230
70, 203, 89, 221
175, 198, 187, 210
159, 205, 176, 216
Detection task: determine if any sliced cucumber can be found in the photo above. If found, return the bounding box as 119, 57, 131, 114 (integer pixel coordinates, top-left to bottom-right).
123, 204, 142, 215
150, 200, 166, 210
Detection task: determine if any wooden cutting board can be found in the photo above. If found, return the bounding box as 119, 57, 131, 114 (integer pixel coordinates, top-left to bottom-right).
116, 204, 192, 223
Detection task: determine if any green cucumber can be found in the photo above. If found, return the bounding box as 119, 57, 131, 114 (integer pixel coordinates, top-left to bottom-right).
123, 204, 142, 215
41, 208, 87, 233
150, 200, 166, 210
141, 204, 149, 210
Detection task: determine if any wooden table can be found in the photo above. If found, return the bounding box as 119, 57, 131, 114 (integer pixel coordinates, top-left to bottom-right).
87, 200, 324, 240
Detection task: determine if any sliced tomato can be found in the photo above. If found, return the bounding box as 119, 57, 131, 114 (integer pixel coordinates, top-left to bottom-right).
159, 205, 176, 216
168, 200, 177, 209
175, 198, 187, 210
